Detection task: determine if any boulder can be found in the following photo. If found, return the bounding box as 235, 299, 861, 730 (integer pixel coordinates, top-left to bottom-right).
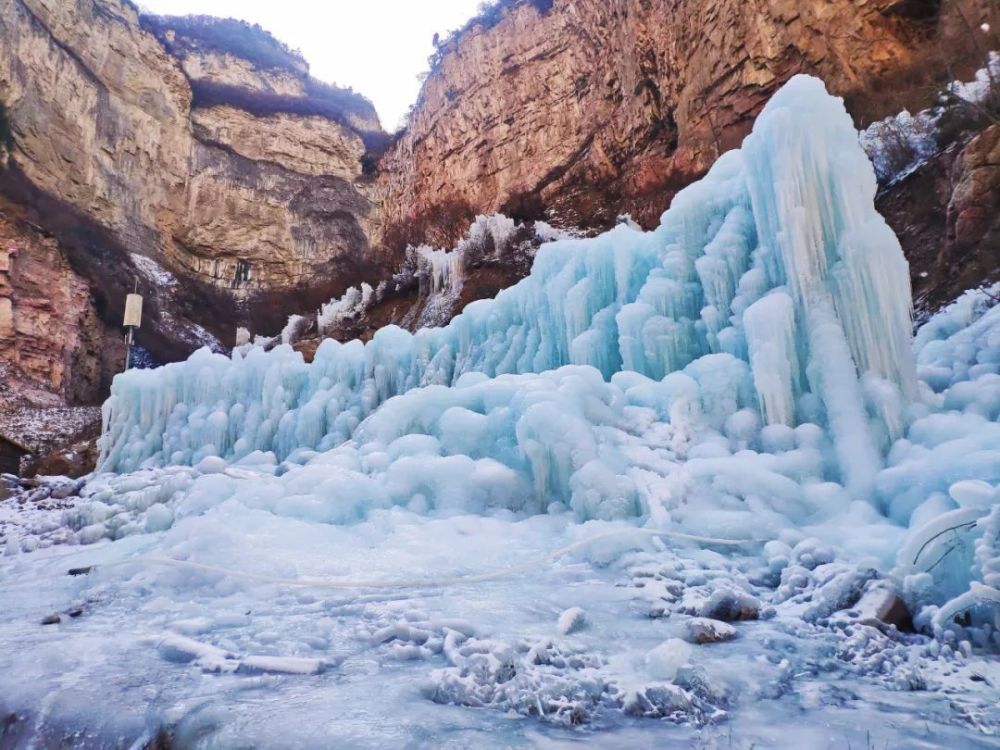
684, 617, 737, 644
700, 588, 761, 622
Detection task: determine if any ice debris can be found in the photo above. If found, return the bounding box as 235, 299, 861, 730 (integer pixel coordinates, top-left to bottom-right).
557, 606, 588, 635
645, 638, 694, 681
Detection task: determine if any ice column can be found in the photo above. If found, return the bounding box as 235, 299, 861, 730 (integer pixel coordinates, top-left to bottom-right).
743, 75, 917, 397
742, 75, 917, 492
417, 246, 465, 297
743, 291, 800, 426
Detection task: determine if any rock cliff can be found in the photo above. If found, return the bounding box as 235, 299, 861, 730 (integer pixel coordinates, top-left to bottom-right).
0, 198, 117, 408
877, 123, 1000, 314
380, 0, 995, 243
0, 0, 387, 402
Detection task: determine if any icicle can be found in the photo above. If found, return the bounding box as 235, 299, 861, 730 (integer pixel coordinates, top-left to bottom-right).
743, 291, 800, 426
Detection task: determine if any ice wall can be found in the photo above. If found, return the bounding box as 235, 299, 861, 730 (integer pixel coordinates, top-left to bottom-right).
100, 75, 915, 495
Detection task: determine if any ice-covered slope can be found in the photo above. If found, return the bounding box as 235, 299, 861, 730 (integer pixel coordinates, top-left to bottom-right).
100, 76, 915, 503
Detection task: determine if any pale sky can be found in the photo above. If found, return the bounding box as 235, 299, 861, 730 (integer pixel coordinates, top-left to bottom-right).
137, 0, 484, 129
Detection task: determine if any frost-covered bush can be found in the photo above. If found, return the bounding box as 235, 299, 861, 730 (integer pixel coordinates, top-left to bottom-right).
279, 314, 308, 345
860, 53, 1000, 184
859, 110, 938, 183
317, 283, 374, 337
310, 213, 559, 338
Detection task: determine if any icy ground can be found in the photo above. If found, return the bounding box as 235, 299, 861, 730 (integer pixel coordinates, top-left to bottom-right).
1, 482, 999, 747
1, 76, 999, 747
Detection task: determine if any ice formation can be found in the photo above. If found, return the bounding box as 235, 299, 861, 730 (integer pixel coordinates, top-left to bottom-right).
87, 75, 1000, 627
101, 76, 916, 500
317, 283, 374, 336
409, 244, 466, 327
90, 74, 1000, 629
2, 75, 999, 747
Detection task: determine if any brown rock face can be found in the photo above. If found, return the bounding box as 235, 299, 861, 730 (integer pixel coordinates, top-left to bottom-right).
0, 0, 386, 365
380, 0, 994, 242
877, 124, 1000, 314
191, 106, 367, 181
0, 198, 119, 408
948, 125, 1000, 272
30, 435, 100, 478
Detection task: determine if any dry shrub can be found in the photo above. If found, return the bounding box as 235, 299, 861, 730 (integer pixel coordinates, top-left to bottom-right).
500, 190, 547, 224
382, 199, 478, 257
429, 0, 555, 71
936, 75, 1000, 145
187, 80, 379, 138
141, 14, 306, 73
847, 0, 1000, 129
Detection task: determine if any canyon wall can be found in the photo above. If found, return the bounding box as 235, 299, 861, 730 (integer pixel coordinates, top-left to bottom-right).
878, 123, 1000, 313
380, 0, 996, 242
0, 0, 387, 405
0, 197, 118, 408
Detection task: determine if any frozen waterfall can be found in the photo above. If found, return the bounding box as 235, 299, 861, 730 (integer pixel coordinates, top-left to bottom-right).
99, 75, 916, 502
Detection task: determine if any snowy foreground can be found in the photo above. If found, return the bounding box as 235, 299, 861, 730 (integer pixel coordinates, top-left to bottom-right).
2, 76, 999, 747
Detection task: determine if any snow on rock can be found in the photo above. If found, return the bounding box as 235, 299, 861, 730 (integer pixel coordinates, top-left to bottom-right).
683, 617, 737, 644
846, 582, 912, 633
0, 406, 102, 455
130, 253, 177, 287
697, 588, 761, 622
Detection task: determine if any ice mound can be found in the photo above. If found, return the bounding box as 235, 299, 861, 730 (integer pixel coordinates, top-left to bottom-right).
100, 75, 914, 503
86, 75, 1000, 634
